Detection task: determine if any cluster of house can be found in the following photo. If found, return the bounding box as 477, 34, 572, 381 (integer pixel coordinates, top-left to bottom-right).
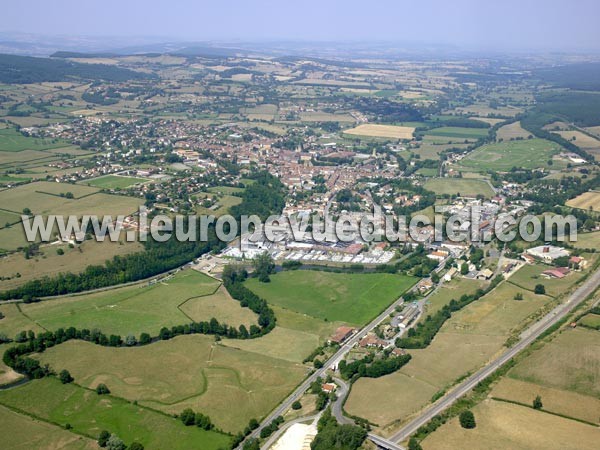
522, 245, 587, 279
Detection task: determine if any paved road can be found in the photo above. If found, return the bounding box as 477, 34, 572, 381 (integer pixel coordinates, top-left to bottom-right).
331, 377, 352, 425
242, 259, 451, 447
386, 267, 600, 445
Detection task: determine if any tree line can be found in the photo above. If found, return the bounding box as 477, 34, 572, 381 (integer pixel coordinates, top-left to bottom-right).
338, 353, 412, 381
396, 275, 503, 349
3, 275, 276, 379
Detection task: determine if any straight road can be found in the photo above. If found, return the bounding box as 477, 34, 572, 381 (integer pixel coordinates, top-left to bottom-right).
386, 267, 600, 445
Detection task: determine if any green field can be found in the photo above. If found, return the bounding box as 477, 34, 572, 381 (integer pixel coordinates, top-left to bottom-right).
35, 335, 306, 433
18, 270, 256, 337
0, 378, 230, 450
579, 313, 600, 329
84, 175, 147, 189
508, 327, 600, 398
194, 193, 242, 217
206, 185, 245, 195
508, 263, 586, 298
245, 271, 416, 325
573, 231, 600, 249
460, 139, 562, 171
0, 127, 69, 152
425, 126, 489, 139
0, 404, 96, 450
424, 178, 495, 198
423, 278, 486, 316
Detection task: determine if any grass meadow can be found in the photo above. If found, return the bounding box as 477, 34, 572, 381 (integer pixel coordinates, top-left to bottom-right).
424, 178, 495, 197
18, 270, 256, 336
0, 404, 96, 450
245, 270, 416, 325
0, 377, 231, 450
459, 139, 562, 171
83, 175, 147, 189
35, 335, 306, 433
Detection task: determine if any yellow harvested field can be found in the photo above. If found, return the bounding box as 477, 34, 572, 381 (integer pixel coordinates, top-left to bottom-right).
422, 399, 600, 450
584, 125, 600, 137
491, 377, 600, 425
346, 282, 551, 428
496, 121, 531, 141
556, 130, 600, 149
566, 190, 600, 210
344, 124, 415, 139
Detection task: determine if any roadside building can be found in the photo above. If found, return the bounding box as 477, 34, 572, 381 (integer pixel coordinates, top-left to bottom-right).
328, 326, 357, 345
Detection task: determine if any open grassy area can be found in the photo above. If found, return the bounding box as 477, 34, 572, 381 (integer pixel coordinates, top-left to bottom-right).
0, 181, 141, 215
496, 121, 531, 141
491, 377, 600, 424
566, 190, 600, 211
18, 270, 255, 337
0, 182, 143, 250
0, 404, 96, 450
579, 313, 600, 329
0, 377, 230, 450
222, 303, 341, 363
425, 126, 489, 140
0, 127, 69, 152
508, 263, 586, 298
245, 271, 416, 325
573, 231, 600, 248
206, 185, 244, 195
35, 334, 306, 433
194, 193, 242, 217
421, 399, 600, 450
508, 327, 600, 398
346, 281, 551, 428
343, 124, 415, 140
0, 304, 45, 385
0, 239, 143, 291
424, 178, 495, 198
460, 139, 562, 171
83, 174, 147, 189
423, 278, 486, 316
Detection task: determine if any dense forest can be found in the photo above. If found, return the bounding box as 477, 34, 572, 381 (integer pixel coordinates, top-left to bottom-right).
534, 63, 600, 92
0, 53, 154, 83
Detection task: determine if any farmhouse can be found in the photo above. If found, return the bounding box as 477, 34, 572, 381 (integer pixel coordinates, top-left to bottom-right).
359, 334, 389, 349
416, 278, 434, 294
542, 267, 570, 279
477, 268, 494, 280
329, 326, 357, 344
569, 256, 588, 269
521, 254, 536, 264
444, 267, 458, 282
322, 383, 337, 394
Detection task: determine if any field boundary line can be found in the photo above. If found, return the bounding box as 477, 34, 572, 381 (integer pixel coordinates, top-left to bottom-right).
490, 397, 600, 427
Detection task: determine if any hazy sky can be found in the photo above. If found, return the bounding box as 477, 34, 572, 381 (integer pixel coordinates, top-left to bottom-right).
3, 0, 600, 51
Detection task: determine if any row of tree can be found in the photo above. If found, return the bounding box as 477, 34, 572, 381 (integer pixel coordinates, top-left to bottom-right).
339, 353, 412, 381
3, 277, 276, 378
396, 275, 503, 349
